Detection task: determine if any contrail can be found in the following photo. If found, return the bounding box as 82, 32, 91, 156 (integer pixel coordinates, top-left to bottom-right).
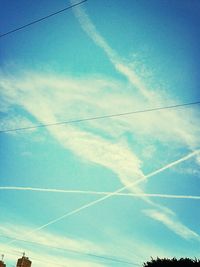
6, 149, 199, 245
1, 187, 200, 200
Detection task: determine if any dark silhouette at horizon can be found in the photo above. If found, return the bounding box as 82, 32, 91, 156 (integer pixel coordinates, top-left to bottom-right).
143, 258, 200, 267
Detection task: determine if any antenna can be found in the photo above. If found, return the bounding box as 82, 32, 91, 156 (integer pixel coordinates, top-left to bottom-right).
1, 254, 4, 261
22, 252, 25, 257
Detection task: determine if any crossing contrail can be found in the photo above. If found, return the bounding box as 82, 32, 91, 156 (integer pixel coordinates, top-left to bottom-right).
6, 149, 199, 245
1, 187, 200, 200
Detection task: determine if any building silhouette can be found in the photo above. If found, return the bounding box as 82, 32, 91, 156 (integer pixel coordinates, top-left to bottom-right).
0, 255, 6, 267
16, 254, 32, 267
0, 260, 6, 267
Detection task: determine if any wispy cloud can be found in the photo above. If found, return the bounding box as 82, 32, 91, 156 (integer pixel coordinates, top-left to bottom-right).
0, 115, 36, 135
0, 1, 200, 244
1, 71, 200, 241
3, 150, 198, 245
2, 223, 196, 267
0, 224, 139, 267
70, 0, 153, 100
0, 242, 107, 267
143, 209, 200, 240
0, 2, 199, 264
0, 224, 104, 255
1, 73, 199, 148
70, 0, 200, 150
66, 1, 200, 242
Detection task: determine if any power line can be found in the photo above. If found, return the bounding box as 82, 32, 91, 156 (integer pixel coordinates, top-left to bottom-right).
6, 151, 199, 248
0, 235, 140, 266
0, 0, 87, 38
0, 100, 200, 134
0, 250, 68, 267
2, 151, 199, 266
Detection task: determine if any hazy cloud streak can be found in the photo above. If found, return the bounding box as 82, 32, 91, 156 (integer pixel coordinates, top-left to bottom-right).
70, 0, 152, 99
144, 209, 200, 240
70, 0, 200, 149
6, 150, 199, 245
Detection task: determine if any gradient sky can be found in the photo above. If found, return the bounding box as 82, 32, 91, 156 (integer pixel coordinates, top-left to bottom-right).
0, 1, 200, 266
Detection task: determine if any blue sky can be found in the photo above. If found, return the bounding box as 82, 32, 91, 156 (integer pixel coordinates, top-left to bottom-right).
0, 0, 200, 266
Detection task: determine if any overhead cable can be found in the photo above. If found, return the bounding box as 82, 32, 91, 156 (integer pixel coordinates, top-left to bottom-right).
6, 150, 200, 246
0, 0, 87, 38
0, 100, 200, 134
0, 235, 140, 266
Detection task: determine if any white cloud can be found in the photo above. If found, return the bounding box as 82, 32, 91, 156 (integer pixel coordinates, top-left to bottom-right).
0, 0, 199, 243
3, 222, 197, 267
0, 73, 145, 189
1, 223, 157, 267
0, 0, 199, 257
0, 224, 104, 254
0, 243, 106, 267
1, 73, 199, 149
66, 3, 200, 242
70, 0, 153, 100
0, 115, 35, 134
143, 209, 200, 240
0, 71, 200, 241
70, 0, 200, 150
0, 224, 108, 267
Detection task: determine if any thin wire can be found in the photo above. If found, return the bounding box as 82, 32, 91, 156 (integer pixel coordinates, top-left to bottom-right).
0, 235, 140, 266
0, 0, 87, 38
0, 101, 200, 134
2, 151, 199, 266
6, 150, 199, 247
0, 250, 68, 267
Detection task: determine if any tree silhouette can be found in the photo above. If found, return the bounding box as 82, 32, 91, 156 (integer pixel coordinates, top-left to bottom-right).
143, 258, 200, 267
